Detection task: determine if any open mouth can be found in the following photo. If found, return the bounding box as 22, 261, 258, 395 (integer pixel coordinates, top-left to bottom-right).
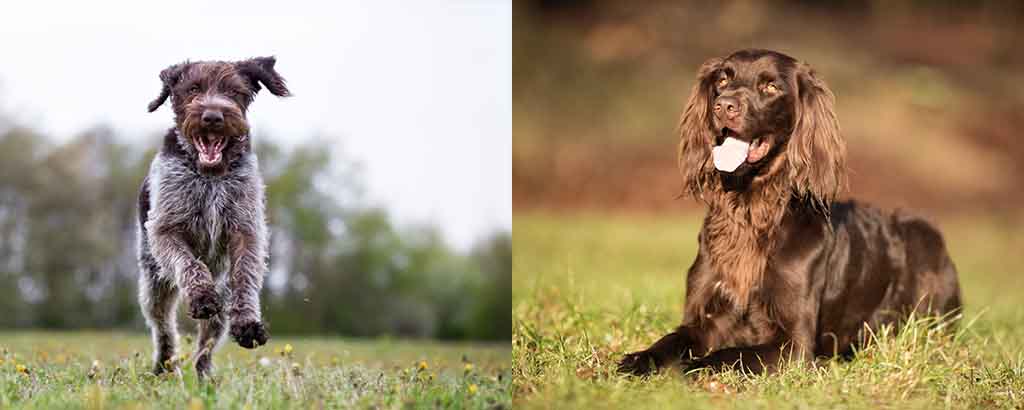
194, 135, 226, 166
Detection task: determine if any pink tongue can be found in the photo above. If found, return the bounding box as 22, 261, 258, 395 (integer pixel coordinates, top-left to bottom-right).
712, 137, 750, 172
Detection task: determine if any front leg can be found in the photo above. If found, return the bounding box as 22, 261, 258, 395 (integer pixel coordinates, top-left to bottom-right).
688, 317, 816, 374
618, 325, 702, 376
226, 228, 269, 349
149, 226, 221, 320
687, 341, 787, 374
619, 252, 715, 376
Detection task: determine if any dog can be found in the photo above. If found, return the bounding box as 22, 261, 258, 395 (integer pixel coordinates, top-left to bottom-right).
137, 56, 289, 378
617, 49, 961, 375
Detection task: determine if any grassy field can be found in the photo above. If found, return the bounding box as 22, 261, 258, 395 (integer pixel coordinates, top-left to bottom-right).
0, 332, 510, 409
513, 211, 1024, 409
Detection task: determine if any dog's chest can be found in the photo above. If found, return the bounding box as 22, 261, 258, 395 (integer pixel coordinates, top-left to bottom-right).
155, 165, 251, 268
185, 181, 231, 253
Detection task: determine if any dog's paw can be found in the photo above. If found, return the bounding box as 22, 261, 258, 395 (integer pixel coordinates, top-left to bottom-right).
195, 354, 214, 380
188, 287, 222, 320
617, 350, 660, 376
153, 359, 176, 376
230, 320, 269, 349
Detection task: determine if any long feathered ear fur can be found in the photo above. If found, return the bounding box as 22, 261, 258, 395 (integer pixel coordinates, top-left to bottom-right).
787, 63, 847, 205
236, 56, 291, 97
677, 57, 723, 200
148, 62, 189, 113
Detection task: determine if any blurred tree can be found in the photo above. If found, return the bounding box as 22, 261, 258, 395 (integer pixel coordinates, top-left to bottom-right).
467, 232, 513, 340
0, 121, 510, 340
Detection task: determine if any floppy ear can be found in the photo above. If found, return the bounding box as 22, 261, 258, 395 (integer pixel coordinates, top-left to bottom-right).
147, 62, 188, 113
677, 57, 723, 200
787, 63, 847, 204
237, 56, 291, 97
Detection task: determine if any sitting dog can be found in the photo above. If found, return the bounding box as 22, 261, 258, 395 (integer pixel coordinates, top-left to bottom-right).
138, 56, 290, 378
618, 49, 962, 375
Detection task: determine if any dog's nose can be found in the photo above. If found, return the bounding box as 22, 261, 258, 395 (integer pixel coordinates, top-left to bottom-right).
201, 110, 224, 126
713, 96, 741, 120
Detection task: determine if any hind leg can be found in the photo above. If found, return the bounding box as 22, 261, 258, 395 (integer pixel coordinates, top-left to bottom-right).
139, 268, 180, 375
194, 307, 230, 380
898, 215, 963, 317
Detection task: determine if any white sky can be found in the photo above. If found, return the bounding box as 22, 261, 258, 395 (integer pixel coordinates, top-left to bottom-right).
0, 0, 512, 251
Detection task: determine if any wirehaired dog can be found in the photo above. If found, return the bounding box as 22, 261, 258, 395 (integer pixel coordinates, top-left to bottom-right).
617, 49, 961, 375
138, 56, 290, 378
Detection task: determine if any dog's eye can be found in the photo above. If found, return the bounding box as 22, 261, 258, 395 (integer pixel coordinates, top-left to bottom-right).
764, 82, 778, 93
188, 85, 201, 94
718, 78, 729, 87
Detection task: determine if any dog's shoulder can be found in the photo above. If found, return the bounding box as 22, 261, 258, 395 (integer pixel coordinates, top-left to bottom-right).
830, 200, 935, 228
138, 174, 151, 229
829, 199, 947, 249
828, 199, 884, 226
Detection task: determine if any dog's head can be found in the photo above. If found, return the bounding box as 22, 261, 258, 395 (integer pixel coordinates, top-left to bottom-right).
678, 49, 846, 204
148, 56, 290, 176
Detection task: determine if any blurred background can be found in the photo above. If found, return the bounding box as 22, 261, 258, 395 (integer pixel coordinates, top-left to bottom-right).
514, 0, 1024, 215
513, 1, 1024, 403
0, 1, 511, 341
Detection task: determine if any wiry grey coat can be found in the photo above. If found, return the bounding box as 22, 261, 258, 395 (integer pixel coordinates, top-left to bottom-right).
137, 130, 270, 376
137, 57, 288, 378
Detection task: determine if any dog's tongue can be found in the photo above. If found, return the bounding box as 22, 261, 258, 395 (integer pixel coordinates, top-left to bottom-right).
196, 136, 225, 165
712, 137, 750, 172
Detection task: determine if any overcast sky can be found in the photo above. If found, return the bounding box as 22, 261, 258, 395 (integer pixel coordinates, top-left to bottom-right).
0, 1, 511, 251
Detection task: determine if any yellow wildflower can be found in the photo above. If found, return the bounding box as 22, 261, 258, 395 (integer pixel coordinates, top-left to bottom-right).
463, 363, 474, 373
88, 360, 102, 379
16, 364, 28, 374
417, 361, 428, 371
283, 344, 293, 355
468, 384, 478, 395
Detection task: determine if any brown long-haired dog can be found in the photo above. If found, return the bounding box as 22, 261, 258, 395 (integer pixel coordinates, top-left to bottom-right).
617, 49, 962, 375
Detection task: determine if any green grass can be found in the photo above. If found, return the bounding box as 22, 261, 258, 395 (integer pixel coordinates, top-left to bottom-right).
513, 211, 1024, 409
0, 332, 510, 409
